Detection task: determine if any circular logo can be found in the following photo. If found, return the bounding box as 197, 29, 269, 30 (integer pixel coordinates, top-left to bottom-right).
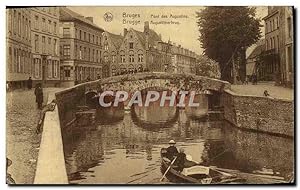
104, 12, 113, 22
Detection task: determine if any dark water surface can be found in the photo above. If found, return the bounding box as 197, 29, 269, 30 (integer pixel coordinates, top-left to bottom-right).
62, 95, 293, 184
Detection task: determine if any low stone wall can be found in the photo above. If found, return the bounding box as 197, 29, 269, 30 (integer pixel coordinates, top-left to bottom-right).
34, 92, 68, 184
222, 90, 294, 137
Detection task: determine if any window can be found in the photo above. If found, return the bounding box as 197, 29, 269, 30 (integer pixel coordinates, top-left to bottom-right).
42, 36, 46, 53
35, 35, 39, 52
96, 50, 99, 62
17, 49, 21, 73
25, 18, 28, 40
96, 36, 98, 44
53, 61, 58, 77
287, 46, 293, 72
18, 13, 21, 35
53, 22, 57, 34
35, 15, 39, 29
63, 28, 70, 37
120, 54, 125, 63
48, 20, 51, 33
83, 47, 86, 60
129, 42, 134, 49
48, 60, 52, 78
79, 46, 82, 59
63, 45, 70, 58
138, 54, 143, 62
104, 55, 108, 62
54, 39, 57, 55
88, 33, 90, 42
8, 10, 12, 33
48, 38, 51, 54
129, 52, 134, 62
42, 18, 46, 31
92, 49, 95, 62
104, 43, 108, 50
34, 58, 40, 78
65, 69, 70, 77
92, 35, 94, 43
79, 30, 82, 40
84, 32, 86, 41
270, 37, 273, 49
112, 55, 116, 63
287, 17, 292, 38
8, 47, 12, 72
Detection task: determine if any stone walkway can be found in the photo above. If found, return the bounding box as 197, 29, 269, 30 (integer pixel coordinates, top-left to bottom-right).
6, 88, 62, 184
230, 82, 294, 101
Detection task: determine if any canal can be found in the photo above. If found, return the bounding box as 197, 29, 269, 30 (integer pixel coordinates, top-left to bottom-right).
61, 94, 294, 184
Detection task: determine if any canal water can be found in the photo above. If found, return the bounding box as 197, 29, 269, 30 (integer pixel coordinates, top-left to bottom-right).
61, 94, 294, 184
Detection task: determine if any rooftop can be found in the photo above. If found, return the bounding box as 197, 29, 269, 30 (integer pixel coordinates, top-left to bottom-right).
59, 7, 104, 32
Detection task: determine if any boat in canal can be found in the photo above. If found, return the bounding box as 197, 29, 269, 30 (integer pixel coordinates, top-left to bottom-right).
160, 148, 243, 184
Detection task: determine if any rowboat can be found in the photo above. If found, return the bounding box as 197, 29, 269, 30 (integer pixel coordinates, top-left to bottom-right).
160, 148, 243, 184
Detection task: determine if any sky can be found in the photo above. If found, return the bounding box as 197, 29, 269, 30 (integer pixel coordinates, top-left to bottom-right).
68, 6, 268, 56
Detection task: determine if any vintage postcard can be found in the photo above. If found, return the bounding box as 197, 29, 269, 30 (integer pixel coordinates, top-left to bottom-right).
6, 6, 294, 185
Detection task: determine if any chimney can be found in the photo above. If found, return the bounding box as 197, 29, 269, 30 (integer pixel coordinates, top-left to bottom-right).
86, 17, 94, 23
144, 21, 149, 34
124, 28, 128, 37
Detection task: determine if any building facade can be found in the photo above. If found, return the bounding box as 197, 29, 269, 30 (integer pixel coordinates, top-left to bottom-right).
171, 45, 197, 74
280, 7, 294, 87
31, 7, 60, 87
102, 21, 198, 77
6, 8, 32, 89
262, 6, 294, 86
102, 31, 124, 77
59, 8, 104, 87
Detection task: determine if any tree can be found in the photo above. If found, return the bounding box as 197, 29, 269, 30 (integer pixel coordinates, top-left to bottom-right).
196, 7, 262, 83
195, 56, 221, 79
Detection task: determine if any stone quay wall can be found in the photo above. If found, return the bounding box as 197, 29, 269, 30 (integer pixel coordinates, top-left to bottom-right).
221, 90, 294, 137
55, 84, 86, 129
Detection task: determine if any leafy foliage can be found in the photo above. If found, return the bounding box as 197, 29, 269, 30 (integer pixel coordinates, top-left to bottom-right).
196, 7, 262, 82
196, 56, 221, 79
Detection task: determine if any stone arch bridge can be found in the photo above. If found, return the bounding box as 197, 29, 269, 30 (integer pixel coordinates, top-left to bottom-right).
56, 72, 230, 128
84, 72, 230, 95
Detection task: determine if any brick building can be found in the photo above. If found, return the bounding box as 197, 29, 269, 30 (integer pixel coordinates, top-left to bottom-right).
59, 8, 104, 87
171, 44, 198, 74
102, 31, 124, 77
6, 8, 32, 89
262, 6, 294, 86
117, 21, 171, 74
31, 7, 60, 87
102, 21, 200, 77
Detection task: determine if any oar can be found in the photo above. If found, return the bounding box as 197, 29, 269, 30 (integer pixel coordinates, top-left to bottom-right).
160, 156, 177, 182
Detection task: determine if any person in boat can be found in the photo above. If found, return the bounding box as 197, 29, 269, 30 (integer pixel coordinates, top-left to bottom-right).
166, 140, 178, 161
176, 148, 186, 172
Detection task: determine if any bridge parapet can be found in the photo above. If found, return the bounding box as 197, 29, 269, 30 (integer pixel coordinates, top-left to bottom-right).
83, 72, 230, 94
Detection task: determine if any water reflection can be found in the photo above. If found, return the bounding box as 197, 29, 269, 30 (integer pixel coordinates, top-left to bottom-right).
62, 94, 294, 184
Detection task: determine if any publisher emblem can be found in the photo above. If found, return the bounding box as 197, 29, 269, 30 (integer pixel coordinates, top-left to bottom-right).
104, 12, 113, 22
